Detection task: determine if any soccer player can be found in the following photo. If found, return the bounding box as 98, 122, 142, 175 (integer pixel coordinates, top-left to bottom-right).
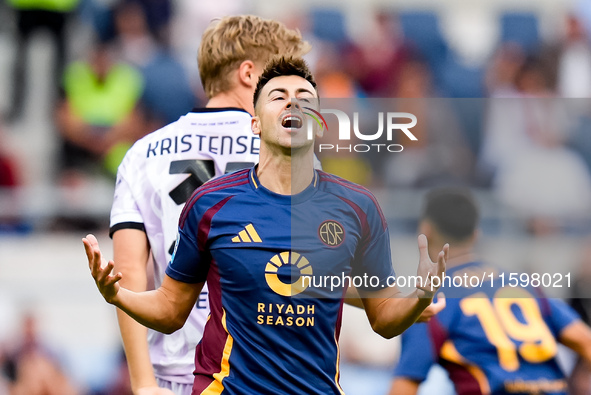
389, 188, 591, 395
84, 56, 448, 394
107, 16, 310, 395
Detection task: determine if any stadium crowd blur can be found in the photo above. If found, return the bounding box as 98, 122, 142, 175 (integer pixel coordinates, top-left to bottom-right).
1, 0, 591, 393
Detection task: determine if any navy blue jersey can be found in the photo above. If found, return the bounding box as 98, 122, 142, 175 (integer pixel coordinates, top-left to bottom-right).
166, 167, 395, 394
394, 261, 580, 395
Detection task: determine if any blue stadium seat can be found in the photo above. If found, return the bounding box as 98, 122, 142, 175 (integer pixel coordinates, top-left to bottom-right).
399, 11, 448, 61
398, 11, 449, 89
140, 52, 196, 124
500, 12, 540, 53
440, 56, 485, 98
310, 8, 348, 44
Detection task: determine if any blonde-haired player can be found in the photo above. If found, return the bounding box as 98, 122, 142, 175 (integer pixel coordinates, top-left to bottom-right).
108, 15, 309, 395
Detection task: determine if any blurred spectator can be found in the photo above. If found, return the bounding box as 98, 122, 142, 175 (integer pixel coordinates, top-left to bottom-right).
557, 14, 591, 98
514, 55, 555, 96
0, 130, 19, 188
317, 71, 358, 99
55, 42, 146, 180
495, 145, 591, 234
137, 0, 173, 46
112, 0, 158, 68
0, 324, 11, 394
0, 122, 24, 232
93, 350, 133, 395
314, 43, 363, 99
482, 56, 591, 233
0, 156, 18, 188
384, 59, 474, 187
0, 371, 7, 395
568, 106, 591, 175
77, 0, 114, 43
569, 238, 591, 329
567, 239, 591, 394
112, 0, 195, 126
481, 55, 564, 175
314, 48, 374, 185
6, 0, 81, 122
574, 0, 591, 42
344, 11, 411, 97
170, 0, 248, 95
484, 43, 525, 97
3, 313, 79, 395
80, 0, 172, 45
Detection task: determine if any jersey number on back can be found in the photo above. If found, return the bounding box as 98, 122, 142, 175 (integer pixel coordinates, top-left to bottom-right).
167, 159, 254, 253
460, 287, 557, 372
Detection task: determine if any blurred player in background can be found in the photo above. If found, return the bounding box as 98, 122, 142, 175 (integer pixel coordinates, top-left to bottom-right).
84, 56, 448, 394
108, 15, 310, 395
389, 188, 591, 395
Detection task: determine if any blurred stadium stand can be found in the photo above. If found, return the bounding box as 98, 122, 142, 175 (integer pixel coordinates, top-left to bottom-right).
310, 7, 348, 44
399, 11, 448, 82
500, 11, 540, 54
1, 0, 590, 393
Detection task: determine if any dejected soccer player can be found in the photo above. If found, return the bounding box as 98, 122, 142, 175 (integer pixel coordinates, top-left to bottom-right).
84, 56, 448, 394
107, 16, 310, 395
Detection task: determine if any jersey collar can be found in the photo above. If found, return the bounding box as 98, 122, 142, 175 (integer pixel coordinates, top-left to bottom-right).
189, 107, 250, 114
249, 165, 318, 205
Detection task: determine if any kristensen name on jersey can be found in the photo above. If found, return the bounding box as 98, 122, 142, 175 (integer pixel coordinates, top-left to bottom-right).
146, 133, 260, 158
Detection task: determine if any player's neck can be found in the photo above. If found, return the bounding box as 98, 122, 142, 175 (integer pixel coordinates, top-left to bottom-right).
206, 90, 254, 115
446, 245, 477, 268
256, 151, 315, 196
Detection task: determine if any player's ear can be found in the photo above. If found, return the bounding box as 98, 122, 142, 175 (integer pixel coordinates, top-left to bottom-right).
238, 60, 256, 88
251, 116, 261, 136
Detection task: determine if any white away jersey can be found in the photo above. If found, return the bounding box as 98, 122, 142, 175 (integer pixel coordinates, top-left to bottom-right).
110, 108, 259, 383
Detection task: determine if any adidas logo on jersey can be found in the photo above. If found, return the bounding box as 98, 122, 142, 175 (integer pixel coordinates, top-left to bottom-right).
232, 224, 262, 243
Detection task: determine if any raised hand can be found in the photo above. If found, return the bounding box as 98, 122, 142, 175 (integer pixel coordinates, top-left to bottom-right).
416, 234, 448, 299
83, 234, 123, 304
416, 293, 446, 322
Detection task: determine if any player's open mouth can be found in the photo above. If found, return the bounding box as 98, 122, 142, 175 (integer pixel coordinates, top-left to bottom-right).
281, 114, 303, 129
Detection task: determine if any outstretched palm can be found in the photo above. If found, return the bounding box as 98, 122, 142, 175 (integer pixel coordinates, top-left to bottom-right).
416, 234, 448, 299
83, 234, 123, 304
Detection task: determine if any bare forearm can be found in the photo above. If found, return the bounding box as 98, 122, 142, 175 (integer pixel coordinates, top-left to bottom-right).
85, 234, 201, 338
117, 311, 158, 391
389, 378, 420, 395
112, 230, 159, 391
366, 290, 432, 339
113, 287, 184, 334
343, 287, 364, 309
560, 320, 591, 365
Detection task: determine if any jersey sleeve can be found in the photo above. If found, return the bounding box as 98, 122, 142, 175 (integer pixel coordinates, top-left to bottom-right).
165, 196, 211, 283
109, 150, 145, 237
350, 195, 395, 290
543, 298, 581, 337
393, 322, 435, 382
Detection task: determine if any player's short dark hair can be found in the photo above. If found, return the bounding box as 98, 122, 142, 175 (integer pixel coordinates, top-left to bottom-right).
253, 56, 317, 108
421, 187, 479, 242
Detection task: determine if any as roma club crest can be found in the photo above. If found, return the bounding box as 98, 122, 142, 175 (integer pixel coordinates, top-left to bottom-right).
318, 220, 345, 247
